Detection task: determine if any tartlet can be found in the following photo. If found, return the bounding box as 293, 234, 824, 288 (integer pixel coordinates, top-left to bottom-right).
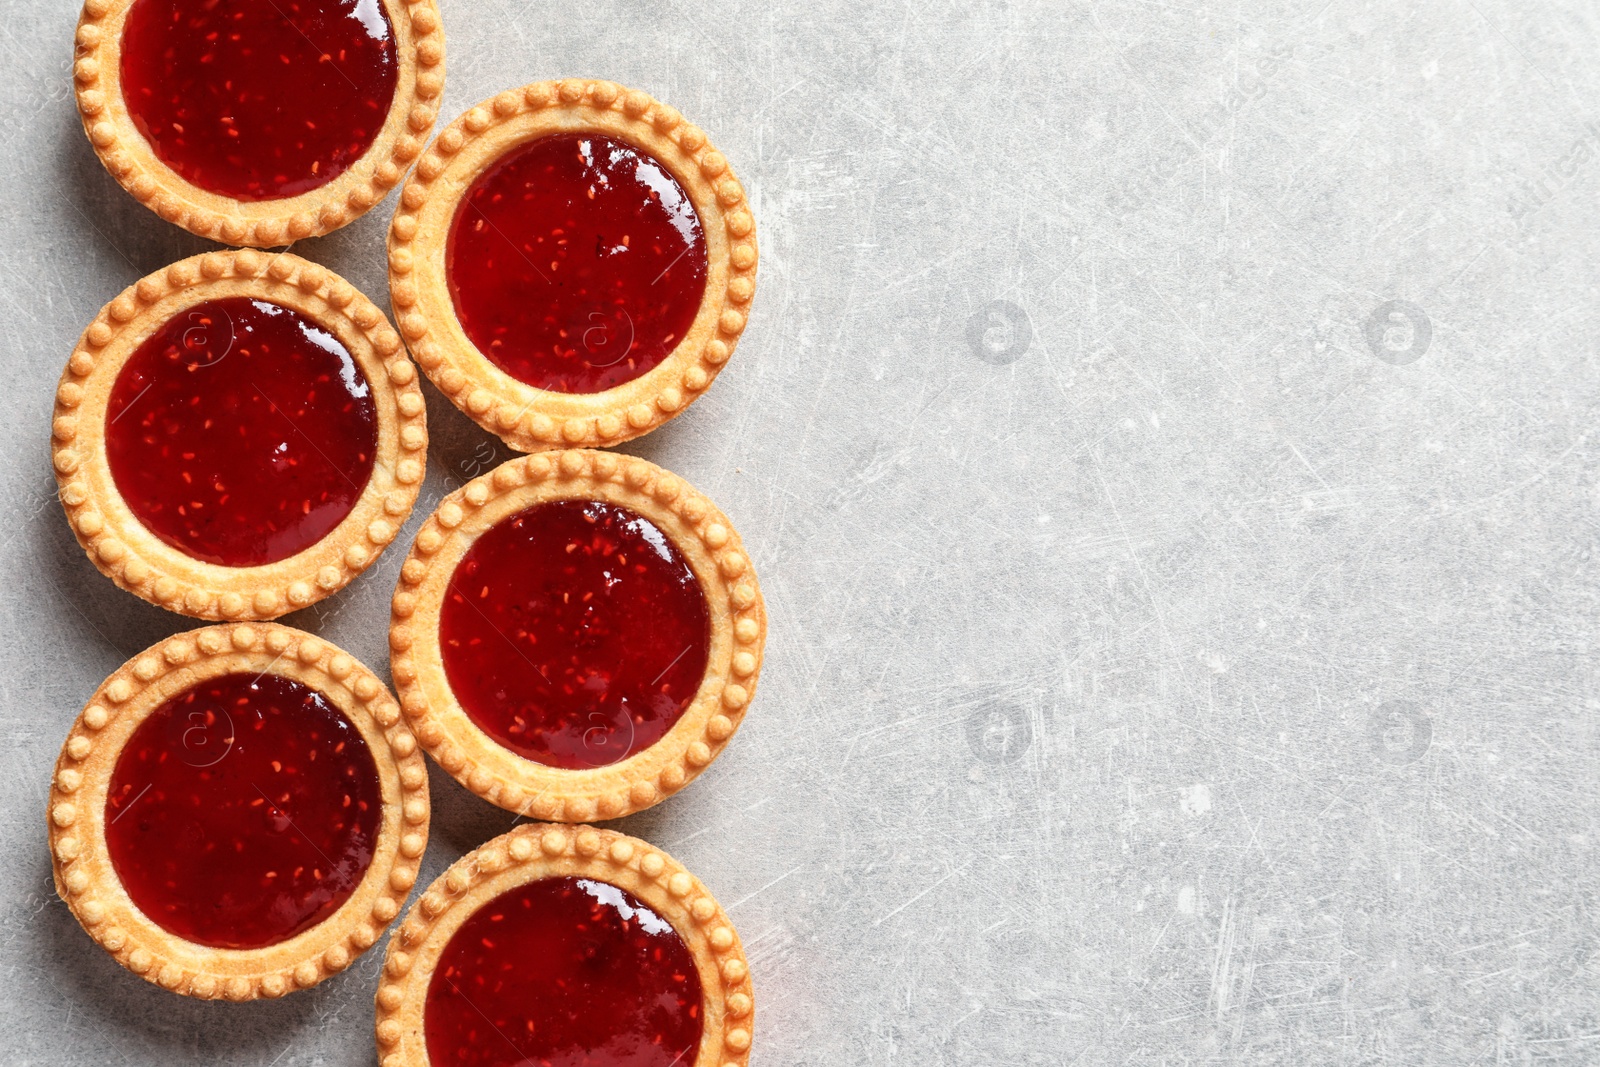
389, 449, 765, 821
388, 78, 758, 452
374, 823, 753, 1067
52, 249, 428, 620
48, 624, 430, 1000
73, 0, 445, 246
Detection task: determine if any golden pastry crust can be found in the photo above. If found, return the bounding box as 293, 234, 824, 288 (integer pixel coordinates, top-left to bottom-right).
72, 0, 445, 246
387, 78, 758, 453
48, 624, 431, 1001
373, 823, 754, 1067
52, 249, 428, 620
389, 449, 766, 821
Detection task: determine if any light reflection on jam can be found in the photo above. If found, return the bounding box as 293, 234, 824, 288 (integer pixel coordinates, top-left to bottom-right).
103, 672, 382, 950
119, 0, 399, 200
105, 296, 378, 568
424, 876, 704, 1067
438, 500, 710, 769
446, 133, 708, 394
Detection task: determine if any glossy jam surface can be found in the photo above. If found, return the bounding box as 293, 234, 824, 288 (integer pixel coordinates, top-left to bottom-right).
446, 133, 709, 393
104, 672, 382, 950
439, 501, 709, 769
119, 0, 399, 201
425, 876, 704, 1067
105, 297, 378, 567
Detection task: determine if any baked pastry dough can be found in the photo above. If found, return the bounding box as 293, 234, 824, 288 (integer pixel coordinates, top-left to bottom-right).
388, 78, 758, 452
389, 449, 765, 821
48, 623, 430, 1000
52, 249, 427, 620
373, 823, 754, 1067
72, 0, 445, 246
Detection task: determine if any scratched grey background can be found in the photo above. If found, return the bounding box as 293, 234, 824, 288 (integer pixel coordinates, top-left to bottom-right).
3, 0, 1599, 1063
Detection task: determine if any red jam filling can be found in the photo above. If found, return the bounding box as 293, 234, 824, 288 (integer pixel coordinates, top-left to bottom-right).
439, 500, 710, 769
105, 296, 378, 568
103, 672, 382, 950
446, 133, 709, 394
119, 0, 399, 201
425, 876, 704, 1067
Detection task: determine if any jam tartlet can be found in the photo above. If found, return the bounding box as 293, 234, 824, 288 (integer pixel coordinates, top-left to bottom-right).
390, 449, 765, 821
388, 78, 758, 452
53, 250, 428, 620
48, 624, 430, 1000
374, 824, 753, 1067
73, 0, 445, 246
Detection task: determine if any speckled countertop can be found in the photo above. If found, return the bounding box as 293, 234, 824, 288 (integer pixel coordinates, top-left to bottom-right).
4, 1, 1600, 1064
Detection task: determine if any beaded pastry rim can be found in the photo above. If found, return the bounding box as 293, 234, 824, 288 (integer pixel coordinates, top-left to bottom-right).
72, 0, 446, 247
373, 823, 753, 1067
387, 78, 758, 453
389, 448, 766, 821
52, 249, 429, 621
47, 623, 431, 1001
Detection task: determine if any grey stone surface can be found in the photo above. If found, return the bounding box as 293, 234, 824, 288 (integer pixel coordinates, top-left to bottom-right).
3, 1, 1600, 1063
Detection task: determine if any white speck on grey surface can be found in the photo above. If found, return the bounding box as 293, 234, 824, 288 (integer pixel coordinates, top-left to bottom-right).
3, 0, 1600, 1064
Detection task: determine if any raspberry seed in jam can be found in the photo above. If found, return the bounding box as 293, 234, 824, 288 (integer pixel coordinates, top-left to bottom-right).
439, 500, 710, 769
424, 876, 704, 1067
103, 673, 382, 950
119, 0, 400, 201
446, 133, 709, 393
105, 297, 379, 568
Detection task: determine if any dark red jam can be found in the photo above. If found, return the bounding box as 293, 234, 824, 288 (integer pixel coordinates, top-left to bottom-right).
119, 0, 399, 201
105, 297, 378, 568
446, 133, 709, 393
439, 500, 709, 769
103, 672, 382, 950
425, 876, 704, 1067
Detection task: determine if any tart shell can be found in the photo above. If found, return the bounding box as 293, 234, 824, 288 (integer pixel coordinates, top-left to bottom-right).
72, 0, 446, 246
53, 249, 428, 621
389, 449, 766, 821
47, 623, 431, 1001
373, 823, 754, 1067
388, 78, 759, 453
